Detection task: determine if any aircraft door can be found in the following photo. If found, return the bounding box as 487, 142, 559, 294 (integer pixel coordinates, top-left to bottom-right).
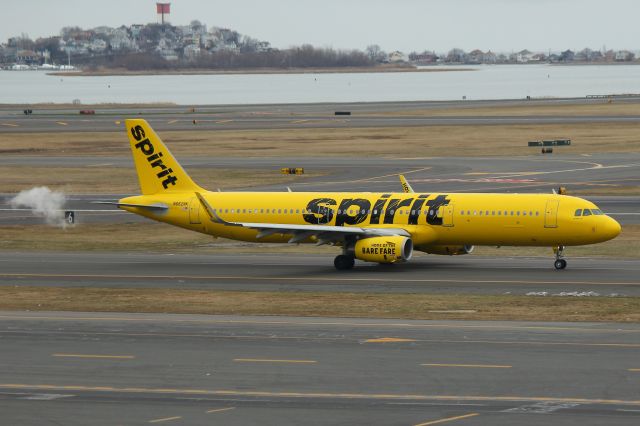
189, 197, 201, 224
441, 204, 455, 227
544, 200, 559, 228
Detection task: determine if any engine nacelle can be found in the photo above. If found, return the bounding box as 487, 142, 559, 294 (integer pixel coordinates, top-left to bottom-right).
419, 245, 474, 256
354, 236, 413, 264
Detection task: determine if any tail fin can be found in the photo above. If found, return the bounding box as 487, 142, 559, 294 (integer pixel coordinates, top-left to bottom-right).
125, 119, 201, 194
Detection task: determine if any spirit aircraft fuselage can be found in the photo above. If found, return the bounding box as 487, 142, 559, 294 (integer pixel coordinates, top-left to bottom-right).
115, 119, 621, 270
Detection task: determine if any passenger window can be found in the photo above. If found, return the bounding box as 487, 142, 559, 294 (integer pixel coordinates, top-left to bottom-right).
485, 210, 489, 215
498, 211, 501, 216
575, 209, 582, 216
479, 211, 483, 216
536, 211, 540, 216
461, 211, 464, 216
492, 211, 495, 215
523, 211, 527, 216
583, 209, 591, 216
517, 211, 520, 216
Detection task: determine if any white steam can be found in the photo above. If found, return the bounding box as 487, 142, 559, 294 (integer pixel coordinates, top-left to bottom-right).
9, 186, 68, 227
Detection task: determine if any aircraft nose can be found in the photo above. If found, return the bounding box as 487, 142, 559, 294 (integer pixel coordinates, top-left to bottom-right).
601, 216, 622, 241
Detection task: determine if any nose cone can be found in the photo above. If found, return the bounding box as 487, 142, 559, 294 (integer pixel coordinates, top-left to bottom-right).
601, 216, 622, 241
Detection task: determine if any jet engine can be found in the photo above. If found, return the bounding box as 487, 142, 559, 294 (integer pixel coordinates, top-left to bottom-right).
354, 236, 413, 264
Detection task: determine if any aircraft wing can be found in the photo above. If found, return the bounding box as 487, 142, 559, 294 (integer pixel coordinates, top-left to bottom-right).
235, 222, 410, 244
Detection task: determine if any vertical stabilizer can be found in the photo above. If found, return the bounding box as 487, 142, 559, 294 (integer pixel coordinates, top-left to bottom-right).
125, 119, 201, 194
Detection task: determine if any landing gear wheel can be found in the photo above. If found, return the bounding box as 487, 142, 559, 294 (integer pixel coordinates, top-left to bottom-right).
554, 259, 567, 270
553, 245, 567, 270
334, 255, 355, 270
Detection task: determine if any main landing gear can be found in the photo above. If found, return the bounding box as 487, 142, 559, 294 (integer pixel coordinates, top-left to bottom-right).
553, 245, 567, 270
334, 254, 355, 270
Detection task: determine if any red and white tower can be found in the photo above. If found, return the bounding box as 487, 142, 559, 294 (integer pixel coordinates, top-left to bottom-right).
156, 3, 171, 24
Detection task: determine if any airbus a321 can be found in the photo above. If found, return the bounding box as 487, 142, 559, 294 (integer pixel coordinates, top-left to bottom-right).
109, 119, 621, 270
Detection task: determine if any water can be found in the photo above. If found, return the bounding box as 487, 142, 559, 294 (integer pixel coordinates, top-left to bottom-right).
1, 64, 639, 105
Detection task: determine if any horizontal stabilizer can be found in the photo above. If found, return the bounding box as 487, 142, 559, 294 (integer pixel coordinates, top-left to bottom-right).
92, 201, 168, 210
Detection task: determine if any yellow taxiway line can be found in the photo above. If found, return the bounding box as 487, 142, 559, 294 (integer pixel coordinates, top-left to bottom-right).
3, 383, 640, 406
52, 353, 135, 359
149, 416, 181, 423
206, 407, 236, 414
421, 363, 511, 369
233, 358, 317, 364
414, 413, 479, 426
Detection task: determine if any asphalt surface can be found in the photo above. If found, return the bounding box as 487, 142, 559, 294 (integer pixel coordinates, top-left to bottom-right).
1, 252, 638, 296
3, 98, 640, 132
1, 311, 640, 425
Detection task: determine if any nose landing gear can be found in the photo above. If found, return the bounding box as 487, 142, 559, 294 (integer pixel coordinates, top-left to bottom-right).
553, 245, 567, 270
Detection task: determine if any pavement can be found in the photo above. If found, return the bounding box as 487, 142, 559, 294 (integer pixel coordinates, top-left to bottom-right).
3, 98, 640, 133
1, 252, 638, 296
1, 311, 640, 425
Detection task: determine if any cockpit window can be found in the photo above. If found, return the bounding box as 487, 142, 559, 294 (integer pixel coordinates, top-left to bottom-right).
574, 209, 582, 216
582, 209, 592, 216
591, 209, 604, 215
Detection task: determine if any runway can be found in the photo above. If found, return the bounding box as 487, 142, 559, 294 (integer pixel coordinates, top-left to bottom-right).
1, 252, 639, 296
1, 311, 640, 425
3, 98, 640, 133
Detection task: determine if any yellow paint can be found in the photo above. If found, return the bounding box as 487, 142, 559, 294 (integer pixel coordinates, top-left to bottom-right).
167, 120, 177, 124
115, 120, 121, 125
55, 121, 68, 126
215, 119, 233, 124
52, 353, 135, 359
1, 123, 18, 127
113, 119, 621, 269
149, 416, 181, 423
364, 337, 417, 343
290, 119, 310, 124
4, 383, 640, 406
414, 413, 479, 426
629, 369, 640, 372
233, 358, 317, 364
206, 407, 236, 414
421, 363, 511, 369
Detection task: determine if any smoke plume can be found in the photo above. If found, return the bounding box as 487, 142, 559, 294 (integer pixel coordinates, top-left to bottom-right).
9, 186, 68, 227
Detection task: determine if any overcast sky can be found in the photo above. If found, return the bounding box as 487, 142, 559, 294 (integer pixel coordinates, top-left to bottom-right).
3, 0, 639, 53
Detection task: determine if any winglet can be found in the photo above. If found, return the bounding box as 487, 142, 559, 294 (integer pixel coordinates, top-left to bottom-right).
399, 175, 414, 193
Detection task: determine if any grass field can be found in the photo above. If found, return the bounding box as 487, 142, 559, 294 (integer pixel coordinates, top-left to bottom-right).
1, 287, 639, 322
1, 123, 640, 159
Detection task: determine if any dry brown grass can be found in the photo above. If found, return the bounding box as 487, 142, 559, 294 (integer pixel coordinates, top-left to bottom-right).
377, 101, 640, 117
0, 166, 322, 193
1, 223, 637, 258
1, 122, 640, 158
2, 287, 639, 322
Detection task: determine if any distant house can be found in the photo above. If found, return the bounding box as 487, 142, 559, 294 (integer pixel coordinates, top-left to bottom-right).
516, 49, 535, 63
615, 50, 635, 61
388, 51, 407, 63
467, 49, 484, 64
183, 44, 201, 59
483, 50, 497, 64
15, 49, 39, 64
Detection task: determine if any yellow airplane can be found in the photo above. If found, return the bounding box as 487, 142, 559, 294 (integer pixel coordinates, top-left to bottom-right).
112, 119, 621, 270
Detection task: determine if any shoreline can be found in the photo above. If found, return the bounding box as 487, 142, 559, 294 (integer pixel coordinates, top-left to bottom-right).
48, 66, 474, 77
